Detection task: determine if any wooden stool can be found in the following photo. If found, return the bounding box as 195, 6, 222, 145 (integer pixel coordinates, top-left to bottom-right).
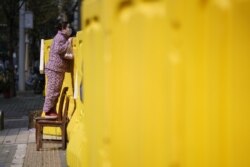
35, 87, 70, 151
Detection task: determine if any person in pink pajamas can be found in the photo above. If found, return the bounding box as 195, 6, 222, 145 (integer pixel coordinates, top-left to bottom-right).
43, 21, 73, 119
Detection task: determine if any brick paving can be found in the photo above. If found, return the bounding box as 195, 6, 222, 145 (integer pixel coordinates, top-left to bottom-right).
0, 91, 67, 167
24, 143, 66, 167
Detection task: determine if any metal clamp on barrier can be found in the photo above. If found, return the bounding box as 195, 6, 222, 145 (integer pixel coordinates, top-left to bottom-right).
0, 110, 4, 130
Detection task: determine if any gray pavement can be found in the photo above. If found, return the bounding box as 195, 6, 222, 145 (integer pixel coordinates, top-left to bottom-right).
0, 91, 67, 167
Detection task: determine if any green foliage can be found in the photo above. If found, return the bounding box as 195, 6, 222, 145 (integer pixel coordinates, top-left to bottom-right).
25, 0, 60, 59
26, 0, 60, 39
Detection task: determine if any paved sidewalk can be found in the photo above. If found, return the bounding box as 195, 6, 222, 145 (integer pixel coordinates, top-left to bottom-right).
0, 91, 67, 167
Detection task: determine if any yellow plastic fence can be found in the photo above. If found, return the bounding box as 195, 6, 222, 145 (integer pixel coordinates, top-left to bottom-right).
43, 0, 250, 166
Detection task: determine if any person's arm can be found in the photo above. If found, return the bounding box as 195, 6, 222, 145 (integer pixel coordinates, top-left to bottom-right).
53, 35, 69, 55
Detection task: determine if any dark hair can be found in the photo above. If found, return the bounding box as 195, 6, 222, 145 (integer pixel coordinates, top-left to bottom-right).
56, 21, 69, 31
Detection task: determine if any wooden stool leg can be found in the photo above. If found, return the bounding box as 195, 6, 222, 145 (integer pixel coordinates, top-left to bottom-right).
36, 124, 40, 151
61, 126, 65, 150
39, 126, 43, 150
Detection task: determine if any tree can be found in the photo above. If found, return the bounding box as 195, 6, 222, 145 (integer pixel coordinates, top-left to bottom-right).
25, 0, 59, 61
0, 0, 21, 96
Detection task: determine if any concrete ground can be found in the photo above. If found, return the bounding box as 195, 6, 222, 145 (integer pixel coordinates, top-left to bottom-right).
0, 91, 67, 167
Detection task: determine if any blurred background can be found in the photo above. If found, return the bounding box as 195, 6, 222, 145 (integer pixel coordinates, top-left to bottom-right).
0, 0, 80, 97
1, 0, 250, 167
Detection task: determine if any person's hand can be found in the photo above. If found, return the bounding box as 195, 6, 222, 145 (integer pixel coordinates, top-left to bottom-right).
68, 37, 73, 43
68, 37, 73, 46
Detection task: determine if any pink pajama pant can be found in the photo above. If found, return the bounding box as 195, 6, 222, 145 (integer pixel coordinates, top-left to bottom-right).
43, 69, 65, 113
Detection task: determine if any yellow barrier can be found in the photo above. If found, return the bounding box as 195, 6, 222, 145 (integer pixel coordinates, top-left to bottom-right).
66, 30, 89, 166
42, 0, 250, 166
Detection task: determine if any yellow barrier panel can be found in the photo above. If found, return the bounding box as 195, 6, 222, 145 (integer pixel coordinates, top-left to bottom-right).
110, 1, 169, 167
67, 30, 89, 167
84, 19, 106, 167
227, 1, 250, 167
67, 34, 81, 140
43, 0, 250, 166
67, 0, 110, 166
